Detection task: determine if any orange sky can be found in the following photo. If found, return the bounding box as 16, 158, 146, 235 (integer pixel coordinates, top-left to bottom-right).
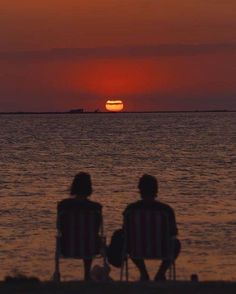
0, 1, 236, 111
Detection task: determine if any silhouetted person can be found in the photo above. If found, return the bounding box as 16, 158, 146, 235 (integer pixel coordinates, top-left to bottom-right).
123, 174, 180, 281
57, 172, 102, 280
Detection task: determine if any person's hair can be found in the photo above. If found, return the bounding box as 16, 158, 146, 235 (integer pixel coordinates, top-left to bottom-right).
70, 172, 92, 197
138, 174, 158, 199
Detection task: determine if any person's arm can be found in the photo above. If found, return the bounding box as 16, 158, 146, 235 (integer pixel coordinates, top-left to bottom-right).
169, 207, 178, 237
122, 205, 130, 229
56, 201, 64, 230
56, 203, 60, 230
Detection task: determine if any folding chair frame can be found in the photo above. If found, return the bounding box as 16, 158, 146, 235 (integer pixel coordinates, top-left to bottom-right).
120, 210, 177, 281
52, 209, 105, 282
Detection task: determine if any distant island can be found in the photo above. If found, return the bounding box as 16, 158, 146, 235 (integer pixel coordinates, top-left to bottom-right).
69, 108, 84, 113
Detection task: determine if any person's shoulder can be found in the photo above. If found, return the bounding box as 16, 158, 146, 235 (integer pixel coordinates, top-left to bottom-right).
57, 198, 102, 211
123, 201, 143, 213
57, 198, 72, 209
127, 200, 143, 209
86, 199, 102, 210
156, 201, 175, 214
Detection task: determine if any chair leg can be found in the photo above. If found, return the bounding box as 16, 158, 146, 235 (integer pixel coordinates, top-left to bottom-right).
120, 261, 124, 281
120, 241, 127, 281
52, 269, 60, 282
52, 236, 61, 282
53, 255, 61, 282
173, 261, 176, 281
125, 258, 129, 281
168, 261, 176, 281
120, 257, 129, 281
168, 264, 171, 280
101, 236, 107, 266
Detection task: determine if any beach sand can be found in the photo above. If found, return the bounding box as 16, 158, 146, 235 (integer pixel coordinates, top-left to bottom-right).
1, 280, 236, 294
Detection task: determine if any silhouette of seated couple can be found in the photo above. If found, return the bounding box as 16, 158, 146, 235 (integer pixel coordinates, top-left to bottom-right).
57, 172, 181, 281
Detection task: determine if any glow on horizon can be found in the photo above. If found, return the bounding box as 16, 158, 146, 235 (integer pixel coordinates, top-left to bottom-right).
0, 1, 236, 111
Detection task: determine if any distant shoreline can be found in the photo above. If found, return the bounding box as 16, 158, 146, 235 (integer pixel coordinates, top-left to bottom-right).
0, 110, 235, 115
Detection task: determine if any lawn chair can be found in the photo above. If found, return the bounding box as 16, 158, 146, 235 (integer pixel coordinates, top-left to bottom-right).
53, 208, 105, 282
120, 210, 176, 281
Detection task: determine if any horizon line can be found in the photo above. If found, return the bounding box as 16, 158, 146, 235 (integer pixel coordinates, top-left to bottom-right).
0, 109, 235, 115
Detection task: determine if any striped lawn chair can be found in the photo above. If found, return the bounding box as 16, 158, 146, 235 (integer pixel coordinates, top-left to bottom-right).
53, 209, 105, 281
120, 210, 176, 281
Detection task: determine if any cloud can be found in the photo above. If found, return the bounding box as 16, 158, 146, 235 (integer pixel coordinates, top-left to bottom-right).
0, 43, 236, 61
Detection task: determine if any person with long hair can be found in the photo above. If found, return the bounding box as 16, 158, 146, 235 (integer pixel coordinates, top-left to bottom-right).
57, 172, 102, 280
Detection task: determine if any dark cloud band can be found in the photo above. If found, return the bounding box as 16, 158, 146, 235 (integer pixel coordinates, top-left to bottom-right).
1, 43, 236, 61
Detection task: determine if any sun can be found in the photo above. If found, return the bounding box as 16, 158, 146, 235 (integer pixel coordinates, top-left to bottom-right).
105, 100, 124, 112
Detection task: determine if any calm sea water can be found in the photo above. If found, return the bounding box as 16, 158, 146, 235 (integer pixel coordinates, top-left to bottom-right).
0, 112, 235, 281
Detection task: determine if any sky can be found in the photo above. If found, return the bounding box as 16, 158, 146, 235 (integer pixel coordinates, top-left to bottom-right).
0, 0, 236, 112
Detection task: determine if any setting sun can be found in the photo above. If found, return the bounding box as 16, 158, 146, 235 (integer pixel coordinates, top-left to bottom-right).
105, 100, 124, 112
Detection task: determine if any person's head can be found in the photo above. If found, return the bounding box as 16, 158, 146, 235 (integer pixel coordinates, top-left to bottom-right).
70, 172, 92, 197
138, 174, 158, 200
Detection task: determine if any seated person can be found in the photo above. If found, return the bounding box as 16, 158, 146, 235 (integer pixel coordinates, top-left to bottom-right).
57, 172, 102, 280
123, 174, 181, 281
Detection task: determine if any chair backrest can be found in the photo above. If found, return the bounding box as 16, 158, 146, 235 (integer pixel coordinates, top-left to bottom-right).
58, 210, 102, 259
124, 210, 172, 259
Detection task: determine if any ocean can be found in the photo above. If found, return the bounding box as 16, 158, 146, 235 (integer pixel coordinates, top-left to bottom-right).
0, 112, 235, 281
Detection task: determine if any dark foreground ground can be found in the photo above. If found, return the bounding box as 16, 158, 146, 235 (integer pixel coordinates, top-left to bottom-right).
0, 281, 236, 294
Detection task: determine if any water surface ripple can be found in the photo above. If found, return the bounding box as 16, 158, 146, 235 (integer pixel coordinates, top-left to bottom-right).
0, 112, 235, 281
